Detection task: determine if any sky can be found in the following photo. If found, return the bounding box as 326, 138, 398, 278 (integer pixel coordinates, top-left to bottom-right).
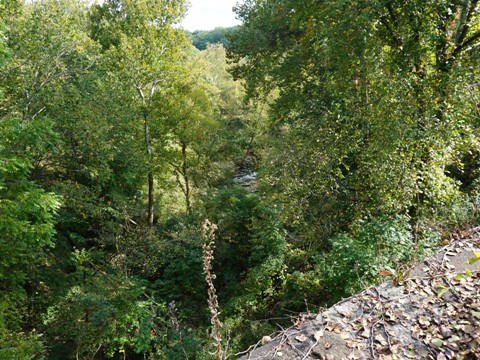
180, 0, 242, 31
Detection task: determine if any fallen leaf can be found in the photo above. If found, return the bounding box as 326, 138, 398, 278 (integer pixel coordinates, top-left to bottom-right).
417, 349, 429, 357
360, 329, 371, 339
314, 330, 324, 340
431, 338, 443, 348
346, 340, 357, 349
419, 317, 431, 327
347, 351, 361, 359
390, 344, 401, 354
463, 325, 475, 333
472, 311, 480, 319
437, 353, 446, 360
444, 348, 455, 358
404, 350, 417, 359
385, 309, 397, 322
439, 326, 451, 338
447, 335, 460, 343
295, 334, 306, 343
434, 284, 448, 296
467, 257, 479, 265
375, 334, 388, 346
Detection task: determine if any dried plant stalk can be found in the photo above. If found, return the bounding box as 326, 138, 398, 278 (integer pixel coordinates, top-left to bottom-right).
202, 219, 222, 360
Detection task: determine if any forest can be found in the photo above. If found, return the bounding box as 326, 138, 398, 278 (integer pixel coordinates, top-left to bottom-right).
1, 0, 480, 358
187, 27, 237, 50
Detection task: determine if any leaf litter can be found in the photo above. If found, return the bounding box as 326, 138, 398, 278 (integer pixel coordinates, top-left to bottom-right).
240, 227, 480, 359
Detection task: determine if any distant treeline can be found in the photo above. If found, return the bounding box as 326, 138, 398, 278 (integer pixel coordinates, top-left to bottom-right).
186, 26, 238, 50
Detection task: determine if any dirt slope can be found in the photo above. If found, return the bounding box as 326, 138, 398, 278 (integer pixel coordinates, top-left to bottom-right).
240, 229, 480, 360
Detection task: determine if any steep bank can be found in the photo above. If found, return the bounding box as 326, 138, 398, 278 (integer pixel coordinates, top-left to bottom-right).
241, 229, 480, 359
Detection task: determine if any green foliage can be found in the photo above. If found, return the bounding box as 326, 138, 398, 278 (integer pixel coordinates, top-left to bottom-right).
199, 43, 270, 169
199, 187, 289, 351
0, 117, 61, 334
153, 57, 220, 212
314, 217, 434, 302
90, 0, 190, 225
0, 24, 8, 69
230, 0, 480, 246
187, 26, 238, 50
0, 0, 21, 19
151, 220, 207, 319
1, 0, 99, 121
90, 0, 187, 52
0, 325, 46, 360
4, 0, 480, 358
43, 254, 156, 359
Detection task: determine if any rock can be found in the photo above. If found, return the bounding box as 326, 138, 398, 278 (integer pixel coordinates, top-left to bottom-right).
240, 228, 480, 359
233, 171, 258, 192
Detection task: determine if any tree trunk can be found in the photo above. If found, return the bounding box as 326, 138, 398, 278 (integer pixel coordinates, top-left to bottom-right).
182, 142, 191, 214
148, 170, 155, 226
137, 84, 156, 227
144, 117, 155, 226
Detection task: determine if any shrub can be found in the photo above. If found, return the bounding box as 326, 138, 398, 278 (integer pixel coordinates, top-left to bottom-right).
314, 216, 416, 302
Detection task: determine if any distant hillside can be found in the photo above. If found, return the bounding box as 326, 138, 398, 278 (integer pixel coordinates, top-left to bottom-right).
186, 26, 238, 50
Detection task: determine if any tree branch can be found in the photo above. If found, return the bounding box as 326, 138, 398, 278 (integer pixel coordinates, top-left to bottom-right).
173, 168, 187, 196
452, 0, 480, 58
135, 81, 146, 106
150, 78, 158, 99
453, 29, 480, 58
455, 0, 479, 46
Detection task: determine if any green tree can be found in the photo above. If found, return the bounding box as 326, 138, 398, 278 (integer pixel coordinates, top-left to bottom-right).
90, 0, 189, 226
200, 44, 269, 174
0, 117, 61, 358
1, 0, 98, 121
230, 0, 480, 244
187, 26, 238, 50
155, 60, 218, 214
0, 4, 63, 357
